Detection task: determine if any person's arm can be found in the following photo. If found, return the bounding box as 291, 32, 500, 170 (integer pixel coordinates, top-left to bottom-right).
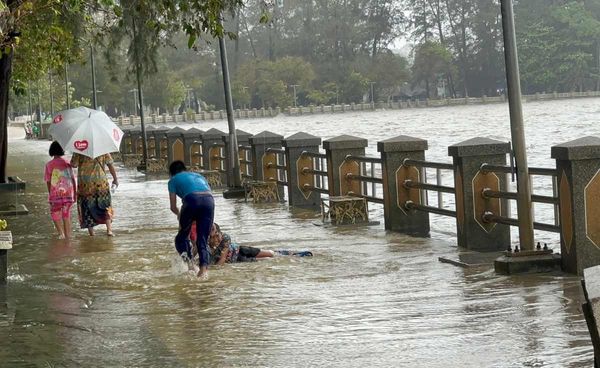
44, 164, 51, 194
70, 153, 78, 168
169, 192, 179, 217
216, 244, 229, 265
107, 163, 118, 187
69, 167, 77, 198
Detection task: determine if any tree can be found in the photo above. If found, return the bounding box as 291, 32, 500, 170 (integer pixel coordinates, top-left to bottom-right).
412, 41, 452, 98
341, 71, 369, 102
0, 0, 98, 182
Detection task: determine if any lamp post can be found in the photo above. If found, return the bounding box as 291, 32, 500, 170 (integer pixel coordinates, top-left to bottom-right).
369, 81, 376, 107
27, 81, 32, 121
64, 64, 70, 109
49, 71, 54, 116
241, 86, 249, 109
90, 46, 98, 110
129, 88, 138, 116
218, 20, 242, 192
36, 80, 41, 123
500, 0, 534, 250
289, 84, 299, 107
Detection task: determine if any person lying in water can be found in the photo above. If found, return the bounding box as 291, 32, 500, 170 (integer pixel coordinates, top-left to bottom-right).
208, 223, 312, 265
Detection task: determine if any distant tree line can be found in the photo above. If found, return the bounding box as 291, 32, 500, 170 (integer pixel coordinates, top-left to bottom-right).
8, 0, 600, 118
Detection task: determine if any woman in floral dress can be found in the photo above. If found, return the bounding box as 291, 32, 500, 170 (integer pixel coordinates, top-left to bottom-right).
71, 153, 119, 236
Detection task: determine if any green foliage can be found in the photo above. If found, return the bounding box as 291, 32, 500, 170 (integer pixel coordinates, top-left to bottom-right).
412, 41, 452, 97
307, 82, 339, 105
234, 57, 315, 107
341, 72, 369, 102
517, 0, 600, 92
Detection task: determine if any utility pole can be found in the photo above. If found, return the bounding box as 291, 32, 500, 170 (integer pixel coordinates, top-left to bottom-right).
132, 16, 148, 169
218, 18, 243, 194
290, 84, 299, 107
129, 89, 138, 115
36, 80, 41, 123
27, 81, 32, 121
64, 64, 70, 109
242, 86, 249, 109
49, 71, 54, 116
500, 0, 534, 250
369, 81, 376, 106
90, 46, 98, 110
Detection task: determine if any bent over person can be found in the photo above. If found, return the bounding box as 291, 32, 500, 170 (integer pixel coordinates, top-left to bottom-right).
168, 160, 214, 278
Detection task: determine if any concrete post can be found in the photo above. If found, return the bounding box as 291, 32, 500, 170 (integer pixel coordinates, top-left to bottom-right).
283, 132, 322, 209
166, 127, 186, 164
448, 137, 511, 251
0, 230, 12, 284
182, 128, 203, 167
200, 128, 227, 183
0, 249, 6, 284
129, 125, 142, 155
144, 125, 156, 158
222, 129, 252, 187
378, 135, 430, 236
249, 131, 284, 182
323, 135, 368, 196
120, 127, 132, 154
552, 136, 600, 275
151, 126, 170, 161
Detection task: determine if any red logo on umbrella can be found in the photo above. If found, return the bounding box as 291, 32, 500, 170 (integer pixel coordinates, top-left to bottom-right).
113, 129, 121, 141
53, 115, 63, 124
74, 140, 88, 151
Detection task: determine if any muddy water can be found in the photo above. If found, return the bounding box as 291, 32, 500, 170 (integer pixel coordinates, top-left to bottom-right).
1, 99, 598, 367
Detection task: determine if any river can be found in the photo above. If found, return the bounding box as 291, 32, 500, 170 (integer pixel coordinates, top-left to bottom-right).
1, 98, 598, 367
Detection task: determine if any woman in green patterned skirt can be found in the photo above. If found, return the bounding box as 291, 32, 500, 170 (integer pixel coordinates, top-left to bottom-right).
71, 153, 119, 236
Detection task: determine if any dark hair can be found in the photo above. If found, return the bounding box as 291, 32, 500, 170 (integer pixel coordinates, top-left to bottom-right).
49, 141, 64, 157
213, 223, 220, 232
169, 160, 187, 176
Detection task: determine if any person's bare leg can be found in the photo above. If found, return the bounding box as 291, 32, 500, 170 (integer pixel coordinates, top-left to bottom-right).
63, 217, 72, 239
256, 250, 275, 258
106, 220, 114, 236
197, 266, 208, 279
53, 219, 65, 239
87, 227, 94, 236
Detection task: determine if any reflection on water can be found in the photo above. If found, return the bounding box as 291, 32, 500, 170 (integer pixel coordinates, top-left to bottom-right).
1, 99, 596, 367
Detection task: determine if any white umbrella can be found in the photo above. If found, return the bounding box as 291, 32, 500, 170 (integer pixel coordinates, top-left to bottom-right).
49, 107, 123, 158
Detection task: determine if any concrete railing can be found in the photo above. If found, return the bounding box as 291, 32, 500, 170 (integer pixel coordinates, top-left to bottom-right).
120, 125, 600, 275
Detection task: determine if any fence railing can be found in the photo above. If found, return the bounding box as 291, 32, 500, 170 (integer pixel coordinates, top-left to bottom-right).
299, 151, 329, 195
265, 148, 288, 187
341, 155, 384, 204
239, 145, 253, 181
402, 159, 456, 218
480, 163, 560, 233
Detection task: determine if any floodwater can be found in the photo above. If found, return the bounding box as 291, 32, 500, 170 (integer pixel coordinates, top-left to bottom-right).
2, 98, 598, 367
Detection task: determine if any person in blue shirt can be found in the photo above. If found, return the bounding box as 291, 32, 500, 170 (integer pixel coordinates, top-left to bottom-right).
168, 160, 214, 278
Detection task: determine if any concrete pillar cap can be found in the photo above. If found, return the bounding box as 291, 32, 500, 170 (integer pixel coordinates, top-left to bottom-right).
201, 128, 227, 139
377, 135, 428, 153
249, 131, 284, 145
166, 126, 187, 137
323, 134, 368, 150
448, 137, 510, 157
283, 132, 322, 148
551, 136, 600, 160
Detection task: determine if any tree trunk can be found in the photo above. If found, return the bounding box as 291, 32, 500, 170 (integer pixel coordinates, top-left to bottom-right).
0, 50, 13, 183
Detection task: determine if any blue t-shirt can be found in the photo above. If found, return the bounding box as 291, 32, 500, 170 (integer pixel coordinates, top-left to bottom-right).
168, 172, 211, 199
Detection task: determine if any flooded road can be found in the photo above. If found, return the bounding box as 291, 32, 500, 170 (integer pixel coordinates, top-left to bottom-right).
1, 99, 598, 367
